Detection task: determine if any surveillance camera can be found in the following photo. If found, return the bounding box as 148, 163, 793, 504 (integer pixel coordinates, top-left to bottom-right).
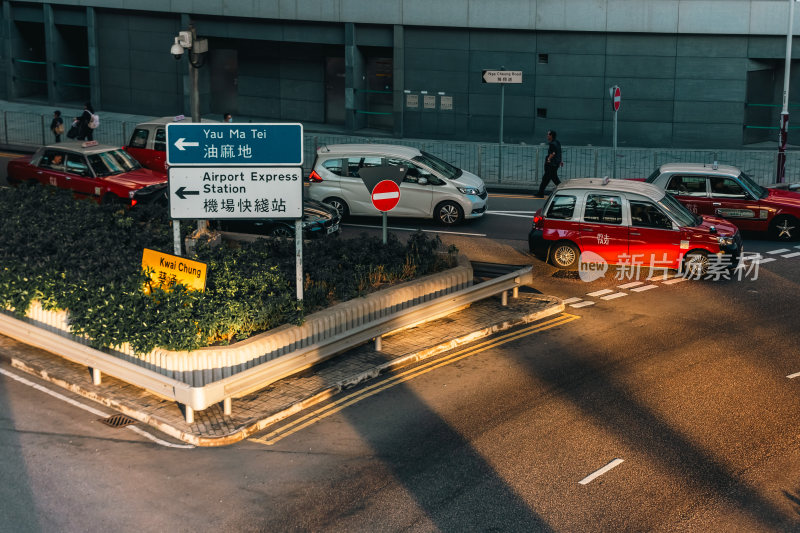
170, 38, 184, 60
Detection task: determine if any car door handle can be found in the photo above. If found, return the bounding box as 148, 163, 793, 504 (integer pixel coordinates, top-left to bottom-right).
630, 231, 640, 236
713, 202, 721, 206
37, 171, 43, 174
580, 228, 593, 232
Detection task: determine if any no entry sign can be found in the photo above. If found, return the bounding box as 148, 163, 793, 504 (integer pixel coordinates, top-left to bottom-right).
612, 86, 621, 112
371, 180, 401, 212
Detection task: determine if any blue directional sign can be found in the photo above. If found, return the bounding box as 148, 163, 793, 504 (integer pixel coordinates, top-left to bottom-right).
166, 122, 303, 166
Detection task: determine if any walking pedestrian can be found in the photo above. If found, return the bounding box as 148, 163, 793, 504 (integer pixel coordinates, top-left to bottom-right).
537, 130, 562, 197
78, 102, 96, 141
50, 110, 64, 143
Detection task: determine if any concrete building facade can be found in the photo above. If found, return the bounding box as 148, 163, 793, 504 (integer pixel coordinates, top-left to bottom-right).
2, 0, 800, 148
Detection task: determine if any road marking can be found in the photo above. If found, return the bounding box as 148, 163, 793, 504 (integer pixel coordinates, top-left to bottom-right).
647, 273, 674, 281
579, 458, 625, 485
617, 281, 643, 289
586, 289, 614, 297
630, 284, 658, 292
342, 223, 486, 237
754, 257, 777, 265
767, 248, 791, 254
796, 245, 800, 249
0, 367, 194, 449
570, 301, 595, 308
0, 152, 24, 158
782, 252, 800, 258
600, 292, 628, 300
251, 314, 580, 445
787, 372, 800, 379
562, 297, 583, 304
662, 277, 689, 285
485, 212, 536, 219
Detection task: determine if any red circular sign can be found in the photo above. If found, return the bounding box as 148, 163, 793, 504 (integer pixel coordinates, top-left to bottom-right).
613, 86, 621, 112
371, 180, 401, 212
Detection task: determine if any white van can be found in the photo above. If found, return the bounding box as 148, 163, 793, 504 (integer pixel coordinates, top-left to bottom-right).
306, 144, 488, 225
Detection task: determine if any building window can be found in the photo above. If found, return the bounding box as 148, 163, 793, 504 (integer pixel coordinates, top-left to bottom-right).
538, 54, 549, 64
537, 108, 547, 118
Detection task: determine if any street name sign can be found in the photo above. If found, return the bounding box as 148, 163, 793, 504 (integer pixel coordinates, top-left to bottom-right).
166, 123, 303, 166
168, 166, 303, 219
141, 248, 207, 292
371, 180, 401, 212
482, 70, 523, 84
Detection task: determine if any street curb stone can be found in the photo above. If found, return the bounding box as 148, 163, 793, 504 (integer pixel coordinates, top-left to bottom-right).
0, 293, 564, 447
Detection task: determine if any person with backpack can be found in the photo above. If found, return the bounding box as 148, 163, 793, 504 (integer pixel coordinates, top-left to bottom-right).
78, 102, 98, 141
50, 110, 64, 143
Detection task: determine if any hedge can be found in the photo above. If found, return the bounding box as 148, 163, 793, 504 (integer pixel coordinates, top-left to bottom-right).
0, 186, 457, 353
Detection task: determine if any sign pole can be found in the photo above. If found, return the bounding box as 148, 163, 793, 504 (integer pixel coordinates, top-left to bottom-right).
173, 220, 181, 256
382, 212, 388, 245
610, 85, 621, 180
295, 220, 303, 301
499, 81, 505, 183
613, 109, 618, 180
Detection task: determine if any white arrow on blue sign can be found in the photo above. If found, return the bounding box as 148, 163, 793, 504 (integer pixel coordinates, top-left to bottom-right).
166, 123, 304, 166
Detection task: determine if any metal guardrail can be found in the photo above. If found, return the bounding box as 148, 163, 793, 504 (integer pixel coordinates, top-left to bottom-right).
0, 264, 534, 423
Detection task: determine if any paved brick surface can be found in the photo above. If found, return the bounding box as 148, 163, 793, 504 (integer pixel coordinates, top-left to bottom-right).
0, 292, 562, 445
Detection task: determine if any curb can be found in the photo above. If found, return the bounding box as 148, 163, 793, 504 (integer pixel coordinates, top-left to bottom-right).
1, 296, 564, 447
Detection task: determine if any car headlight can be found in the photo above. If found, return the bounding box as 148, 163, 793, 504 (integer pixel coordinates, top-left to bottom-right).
457, 186, 480, 195
718, 235, 735, 246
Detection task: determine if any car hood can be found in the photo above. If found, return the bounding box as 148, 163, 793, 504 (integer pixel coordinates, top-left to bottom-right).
102, 168, 167, 188
303, 199, 339, 222
763, 187, 800, 209
698, 215, 738, 236
452, 170, 485, 189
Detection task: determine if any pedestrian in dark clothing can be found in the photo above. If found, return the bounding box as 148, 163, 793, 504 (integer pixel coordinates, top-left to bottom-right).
67, 116, 80, 139
77, 102, 95, 141
537, 130, 562, 197
50, 110, 64, 143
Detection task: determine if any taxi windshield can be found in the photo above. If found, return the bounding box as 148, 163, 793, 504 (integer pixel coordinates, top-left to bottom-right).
738, 171, 768, 199
414, 151, 462, 180
87, 149, 142, 177
658, 193, 700, 226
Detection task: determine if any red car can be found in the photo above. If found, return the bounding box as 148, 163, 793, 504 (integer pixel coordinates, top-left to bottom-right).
644, 163, 800, 241
7, 141, 167, 206
529, 178, 742, 274
124, 115, 217, 174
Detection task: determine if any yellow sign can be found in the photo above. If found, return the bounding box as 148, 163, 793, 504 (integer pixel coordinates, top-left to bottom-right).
141, 248, 208, 292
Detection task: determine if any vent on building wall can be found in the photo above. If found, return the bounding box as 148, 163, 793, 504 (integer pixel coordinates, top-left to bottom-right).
537, 108, 547, 118
538, 54, 549, 64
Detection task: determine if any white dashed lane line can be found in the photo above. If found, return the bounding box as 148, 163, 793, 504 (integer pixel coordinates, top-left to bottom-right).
767, 249, 791, 254
617, 281, 644, 289
754, 257, 777, 265
630, 284, 658, 292
787, 371, 800, 379
586, 289, 615, 297
782, 252, 800, 258
662, 277, 689, 285
570, 301, 596, 308
600, 292, 628, 300
562, 297, 583, 304
579, 458, 625, 485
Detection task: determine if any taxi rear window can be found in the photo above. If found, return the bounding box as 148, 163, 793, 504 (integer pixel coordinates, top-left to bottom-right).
546, 195, 576, 219
129, 128, 148, 149
584, 194, 622, 224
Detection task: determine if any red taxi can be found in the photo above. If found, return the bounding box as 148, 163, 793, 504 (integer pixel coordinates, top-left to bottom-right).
528, 178, 742, 273
7, 141, 167, 206
124, 115, 217, 175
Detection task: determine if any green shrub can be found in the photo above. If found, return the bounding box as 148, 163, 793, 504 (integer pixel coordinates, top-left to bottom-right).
0, 186, 457, 353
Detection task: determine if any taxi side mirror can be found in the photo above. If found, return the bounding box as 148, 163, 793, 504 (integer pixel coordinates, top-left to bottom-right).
418, 177, 428, 185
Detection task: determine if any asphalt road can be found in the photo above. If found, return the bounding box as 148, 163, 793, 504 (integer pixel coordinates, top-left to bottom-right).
2, 151, 800, 531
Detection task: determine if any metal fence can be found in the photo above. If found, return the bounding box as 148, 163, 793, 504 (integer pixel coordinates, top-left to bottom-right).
3, 110, 799, 188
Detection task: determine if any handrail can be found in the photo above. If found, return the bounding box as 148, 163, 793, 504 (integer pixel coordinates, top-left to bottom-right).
0, 264, 533, 423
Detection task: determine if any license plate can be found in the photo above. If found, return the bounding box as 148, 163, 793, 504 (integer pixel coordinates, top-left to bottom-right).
327, 223, 339, 234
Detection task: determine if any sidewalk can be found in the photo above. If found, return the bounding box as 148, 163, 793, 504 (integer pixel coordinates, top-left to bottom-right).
0, 291, 563, 447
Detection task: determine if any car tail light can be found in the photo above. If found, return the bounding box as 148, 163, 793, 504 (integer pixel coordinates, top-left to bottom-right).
308, 170, 323, 183
130, 199, 138, 208
533, 214, 544, 229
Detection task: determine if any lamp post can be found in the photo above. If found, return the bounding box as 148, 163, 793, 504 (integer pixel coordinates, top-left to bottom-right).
170, 25, 209, 246
778, 0, 798, 183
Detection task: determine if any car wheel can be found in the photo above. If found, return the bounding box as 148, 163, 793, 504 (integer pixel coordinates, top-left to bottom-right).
549, 241, 580, 270
323, 197, 349, 219
683, 250, 709, 278
770, 215, 797, 241
435, 201, 464, 225
270, 224, 294, 239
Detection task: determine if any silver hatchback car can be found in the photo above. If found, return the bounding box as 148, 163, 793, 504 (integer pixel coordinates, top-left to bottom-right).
306, 144, 488, 225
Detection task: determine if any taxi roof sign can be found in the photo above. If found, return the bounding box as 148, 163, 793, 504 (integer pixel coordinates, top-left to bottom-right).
81, 140, 99, 148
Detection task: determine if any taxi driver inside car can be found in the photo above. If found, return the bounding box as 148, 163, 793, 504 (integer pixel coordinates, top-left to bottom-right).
528, 177, 742, 277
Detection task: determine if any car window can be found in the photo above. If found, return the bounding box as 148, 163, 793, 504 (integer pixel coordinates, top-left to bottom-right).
629, 200, 672, 229
414, 151, 461, 180
321, 158, 343, 175
342, 157, 382, 178
65, 154, 91, 177
39, 150, 66, 170
87, 149, 141, 177
584, 194, 622, 224
546, 195, 576, 220
667, 175, 706, 196
386, 158, 438, 185
154, 128, 166, 152
710, 177, 747, 198
129, 128, 149, 149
